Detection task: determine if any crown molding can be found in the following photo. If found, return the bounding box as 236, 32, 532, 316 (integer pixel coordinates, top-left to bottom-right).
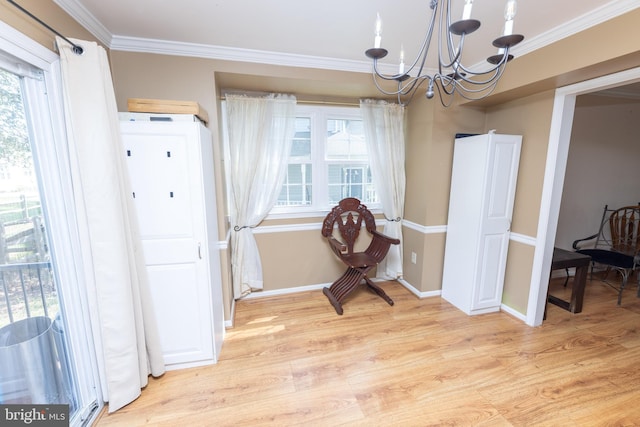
508, 0, 639, 59
110, 35, 378, 74
55, 0, 638, 73
53, 0, 111, 46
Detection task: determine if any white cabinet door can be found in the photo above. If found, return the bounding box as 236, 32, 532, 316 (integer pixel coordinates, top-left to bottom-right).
473, 138, 521, 311
121, 121, 215, 368
442, 133, 521, 315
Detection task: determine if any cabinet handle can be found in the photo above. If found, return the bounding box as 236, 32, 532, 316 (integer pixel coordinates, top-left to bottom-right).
198, 242, 202, 259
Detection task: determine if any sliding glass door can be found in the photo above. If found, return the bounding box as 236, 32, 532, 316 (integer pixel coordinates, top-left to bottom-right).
0, 25, 101, 426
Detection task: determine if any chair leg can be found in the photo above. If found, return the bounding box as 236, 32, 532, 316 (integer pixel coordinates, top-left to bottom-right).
617, 269, 630, 306
363, 277, 394, 307
323, 268, 364, 315
323, 287, 343, 315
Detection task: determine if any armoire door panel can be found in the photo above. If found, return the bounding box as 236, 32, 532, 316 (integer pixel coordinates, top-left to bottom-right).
146, 263, 213, 365
141, 239, 197, 265
123, 134, 194, 239
475, 233, 509, 307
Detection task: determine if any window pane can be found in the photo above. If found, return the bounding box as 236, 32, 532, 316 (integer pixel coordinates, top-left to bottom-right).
277, 163, 312, 206
326, 119, 367, 160
291, 117, 311, 161
0, 67, 82, 415
327, 164, 377, 204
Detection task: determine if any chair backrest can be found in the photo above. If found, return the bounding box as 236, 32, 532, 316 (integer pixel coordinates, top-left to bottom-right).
608, 205, 640, 256
588, 205, 640, 256
321, 198, 376, 254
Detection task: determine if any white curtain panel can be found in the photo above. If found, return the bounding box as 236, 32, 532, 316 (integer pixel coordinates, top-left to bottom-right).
226, 94, 296, 299
360, 99, 406, 279
57, 37, 164, 413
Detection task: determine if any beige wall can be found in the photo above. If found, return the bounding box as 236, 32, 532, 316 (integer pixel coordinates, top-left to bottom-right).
0, 0, 102, 52
483, 91, 556, 314
402, 97, 485, 293
555, 95, 640, 251
473, 8, 640, 108
63, 9, 640, 321
3, 3, 640, 323
485, 91, 556, 237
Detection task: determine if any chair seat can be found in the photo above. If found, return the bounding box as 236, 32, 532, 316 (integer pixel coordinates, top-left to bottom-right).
576, 249, 635, 269
342, 252, 378, 269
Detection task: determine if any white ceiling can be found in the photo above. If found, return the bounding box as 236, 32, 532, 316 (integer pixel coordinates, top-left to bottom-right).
52, 0, 638, 75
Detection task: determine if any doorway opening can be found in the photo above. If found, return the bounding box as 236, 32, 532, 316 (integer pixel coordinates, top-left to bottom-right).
527, 66, 640, 326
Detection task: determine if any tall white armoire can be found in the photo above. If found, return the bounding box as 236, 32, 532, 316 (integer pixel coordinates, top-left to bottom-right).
441, 132, 522, 315
119, 113, 224, 370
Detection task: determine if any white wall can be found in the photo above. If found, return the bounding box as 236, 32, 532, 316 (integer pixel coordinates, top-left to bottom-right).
555, 94, 640, 250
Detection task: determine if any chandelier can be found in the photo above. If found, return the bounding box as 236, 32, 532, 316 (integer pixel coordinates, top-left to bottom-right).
365, 0, 524, 106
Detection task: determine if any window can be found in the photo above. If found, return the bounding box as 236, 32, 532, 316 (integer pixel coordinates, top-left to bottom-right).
272, 105, 378, 216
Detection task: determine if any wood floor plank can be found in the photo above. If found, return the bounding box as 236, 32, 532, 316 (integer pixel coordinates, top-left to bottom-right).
96, 278, 640, 426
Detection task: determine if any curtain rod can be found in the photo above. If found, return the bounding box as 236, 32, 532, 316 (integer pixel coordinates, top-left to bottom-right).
219, 96, 359, 107
7, 0, 84, 55
297, 99, 359, 107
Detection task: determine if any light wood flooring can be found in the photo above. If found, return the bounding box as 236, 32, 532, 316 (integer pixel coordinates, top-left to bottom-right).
96, 274, 640, 426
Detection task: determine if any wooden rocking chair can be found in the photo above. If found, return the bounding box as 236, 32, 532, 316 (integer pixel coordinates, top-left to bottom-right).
321, 198, 400, 315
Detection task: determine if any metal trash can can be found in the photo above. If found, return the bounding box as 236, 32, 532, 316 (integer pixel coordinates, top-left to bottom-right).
0, 316, 67, 404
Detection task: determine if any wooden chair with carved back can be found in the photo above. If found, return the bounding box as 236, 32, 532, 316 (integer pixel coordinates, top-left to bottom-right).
321, 197, 400, 315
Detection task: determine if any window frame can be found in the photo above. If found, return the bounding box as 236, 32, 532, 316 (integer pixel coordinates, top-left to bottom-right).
0, 21, 102, 425
267, 104, 380, 219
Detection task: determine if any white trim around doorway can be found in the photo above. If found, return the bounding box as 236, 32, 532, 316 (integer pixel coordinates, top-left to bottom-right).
526, 67, 640, 326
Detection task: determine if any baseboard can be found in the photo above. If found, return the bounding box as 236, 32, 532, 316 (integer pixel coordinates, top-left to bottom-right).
242, 282, 330, 300
227, 279, 526, 326
397, 278, 442, 299
500, 303, 527, 322
225, 299, 236, 329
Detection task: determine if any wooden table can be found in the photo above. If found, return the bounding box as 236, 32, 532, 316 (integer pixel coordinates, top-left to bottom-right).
547, 247, 591, 313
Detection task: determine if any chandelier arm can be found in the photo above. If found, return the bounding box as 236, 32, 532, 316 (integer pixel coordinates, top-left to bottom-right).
435, 75, 500, 104
371, 59, 406, 82
444, 0, 460, 65
452, 62, 506, 88
446, 68, 505, 99
371, 73, 406, 96
433, 78, 456, 108
436, 63, 504, 99
437, 3, 469, 77
454, 47, 512, 77
398, 76, 426, 97
371, 72, 427, 98
454, 79, 501, 100
437, 0, 452, 75
404, 4, 438, 77
435, 75, 457, 96
399, 76, 433, 105
438, 34, 465, 72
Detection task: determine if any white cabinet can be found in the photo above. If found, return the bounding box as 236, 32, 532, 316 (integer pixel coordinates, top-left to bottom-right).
120, 113, 224, 370
441, 133, 522, 315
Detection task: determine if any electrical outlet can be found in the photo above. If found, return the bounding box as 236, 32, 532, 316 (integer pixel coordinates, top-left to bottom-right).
411, 252, 417, 264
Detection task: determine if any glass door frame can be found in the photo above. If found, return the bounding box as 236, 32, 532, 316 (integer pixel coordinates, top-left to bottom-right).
0, 20, 102, 425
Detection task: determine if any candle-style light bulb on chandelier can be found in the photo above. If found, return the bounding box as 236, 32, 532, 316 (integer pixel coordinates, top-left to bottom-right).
365, 0, 524, 106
